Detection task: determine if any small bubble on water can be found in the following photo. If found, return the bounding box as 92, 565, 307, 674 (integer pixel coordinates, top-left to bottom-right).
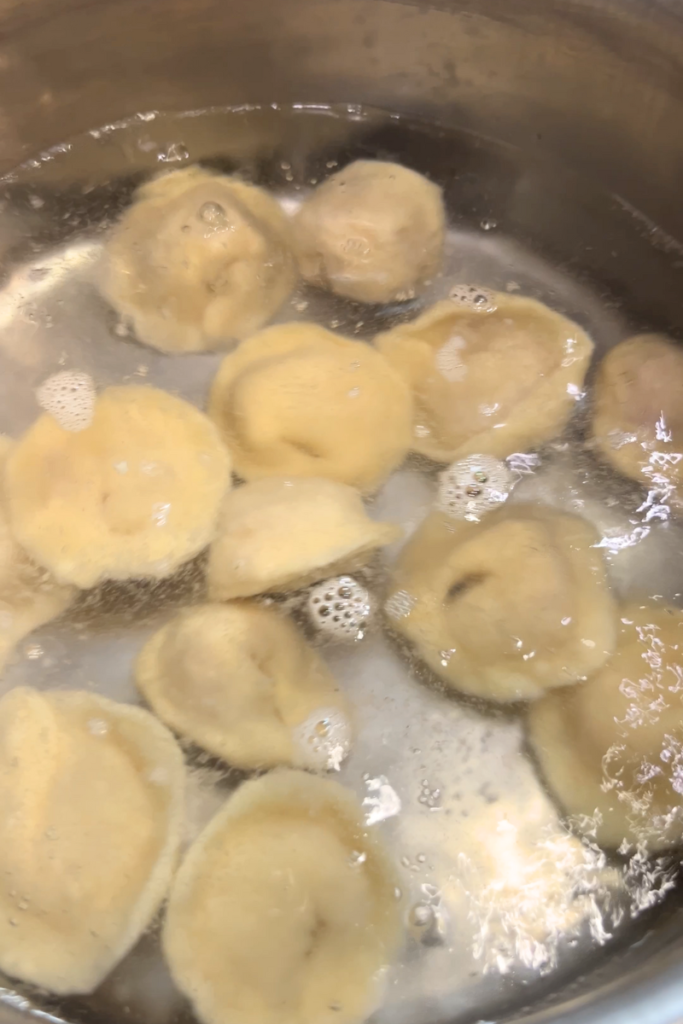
349, 850, 367, 867
198, 201, 229, 230
157, 142, 189, 163
480, 218, 497, 231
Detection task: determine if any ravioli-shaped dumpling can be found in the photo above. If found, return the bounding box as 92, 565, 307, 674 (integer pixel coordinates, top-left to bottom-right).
0, 437, 74, 671
591, 334, 683, 499
99, 167, 296, 353
292, 159, 445, 304
375, 292, 593, 462
208, 323, 412, 492
386, 504, 617, 702
136, 602, 352, 771
207, 477, 400, 600
528, 604, 683, 850
163, 770, 402, 1024
4, 386, 231, 588
0, 686, 184, 994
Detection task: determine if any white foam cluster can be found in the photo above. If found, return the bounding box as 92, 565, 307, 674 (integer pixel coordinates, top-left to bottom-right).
306, 575, 371, 641
293, 708, 352, 772
448, 283, 497, 313
437, 454, 513, 521
36, 371, 96, 432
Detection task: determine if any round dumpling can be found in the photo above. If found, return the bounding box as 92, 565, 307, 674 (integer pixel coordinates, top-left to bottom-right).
136, 602, 352, 771
207, 477, 400, 600
0, 437, 74, 671
99, 167, 296, 353
292, 159, 445, 304
163, 770, 402, 1024
591, 334, 683, 498
4, 385, 231, 588
208, 322, 413, 492
386, 503, 617, 702
0, 686, 185, 994
375, 292, 593, 462
528, 604, 683, 850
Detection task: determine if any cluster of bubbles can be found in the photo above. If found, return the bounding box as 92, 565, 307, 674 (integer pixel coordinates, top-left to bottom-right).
448, 283, 497, 313
306, 575, 371, 640
36, 371, 96, 432
436, 454, 514, 521
292, 707, 352, 772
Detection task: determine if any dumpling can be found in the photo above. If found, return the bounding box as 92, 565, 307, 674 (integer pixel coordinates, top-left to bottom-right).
163, 770, 402, 1024
99, 167, 296, 353
528, 603, 683, 850
4, 385, 231, 588
386, 503, 617, 702
591, 334, 683, 499
0, 686, 185, 994
0, 437, 74, 672
292, 159, 445, 303
208, 322, 413, 492
207, 477, 400, 600
375, 292, 593, 462
136, 602, 352, 771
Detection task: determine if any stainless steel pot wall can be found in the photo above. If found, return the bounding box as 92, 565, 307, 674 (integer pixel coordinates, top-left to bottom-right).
0, 1, 682, 1023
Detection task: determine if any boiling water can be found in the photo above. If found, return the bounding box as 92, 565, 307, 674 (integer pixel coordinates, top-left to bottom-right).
1, 105, 683, 1024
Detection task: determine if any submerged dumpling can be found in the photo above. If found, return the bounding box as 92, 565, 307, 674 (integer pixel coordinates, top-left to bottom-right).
375, 292, 593, 462
292, 159, 445, 304
0, 437, 74, 671
0, 686, 184, 994
5, 385, 231, 588
207, 477, 400, 600
528, 603, 683, 850
99, 167, 296, 353
208, 322, 413, 492
136, 602, 352, 771
386, 504, 617, 702
591, 334, 683, 499
163, 770, 402, 1024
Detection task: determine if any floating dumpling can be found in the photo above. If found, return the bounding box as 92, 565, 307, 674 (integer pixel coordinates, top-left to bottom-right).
591, 334, 683, 499
386, 504, 617, 702
0, 686, 184, 994
99, 167, 296, 353
207, 477, 400, 600
163, 770, 402, 1024
208, 323, 412, 492
4, 386, 231, 588
375, 292, 593, 462
0, 437, 74, 671
528, 603, 683, 850
292, 159, 445, 304
136, 602, 352, 771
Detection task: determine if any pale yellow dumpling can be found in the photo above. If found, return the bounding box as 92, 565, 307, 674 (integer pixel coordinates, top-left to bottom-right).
4, 386, 231, 588
375, 292, 593, 462
0, 687, 185, 994
208, 322, 413, 492
207, 477, 400, 600
99, 167, 296, 353
592, 334, 683, 500
528, 604, 683, 850
293, 159, 445, 303
163, 770, 402, 1024
386, 504, 617, 702
136, 602, 352, 771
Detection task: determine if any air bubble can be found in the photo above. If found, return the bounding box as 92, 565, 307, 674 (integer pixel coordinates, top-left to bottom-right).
436, 454, 514, 521
36, 371, 96, 432
448, 284, 497, 313
307, 576, 371, 640
292, 707, 352, 772
198, 201, 230, 231
480, 218, 498, 231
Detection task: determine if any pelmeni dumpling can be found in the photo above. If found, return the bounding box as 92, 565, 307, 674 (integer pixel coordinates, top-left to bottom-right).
163, 770, 402, 1024
0, 437, 74, 671
591, 334, 683, 500
292, 159, 445, 303
0, 686, 185, 994
208, 323, 413, 492
386, 504, 617, 702
99, 167, 296, 353
375, 292, 593, 462
528, 604, 683, 850
136, 602, 352, 771
207, 477, 400, 600
4, 386, 231, 588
